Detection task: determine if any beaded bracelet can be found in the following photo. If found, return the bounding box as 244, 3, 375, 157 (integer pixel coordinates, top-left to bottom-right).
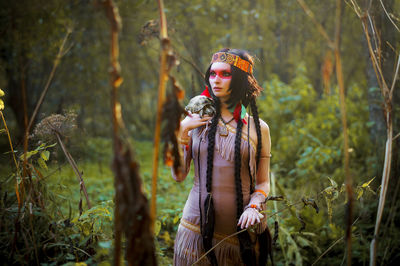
244, 203, 261, 211
178, 136, 190, 146
254, 189, 267, 198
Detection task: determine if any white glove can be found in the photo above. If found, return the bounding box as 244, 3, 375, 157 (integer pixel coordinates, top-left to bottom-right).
237, 207, 265, 229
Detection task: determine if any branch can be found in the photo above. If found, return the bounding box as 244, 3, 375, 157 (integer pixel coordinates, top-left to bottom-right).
54, 131, 92, 209
192, 227, 248, 265
379, 0, 400, 33
389, 53, 400, 100
311, 217, 360, 266
363, 15, 390, 93
26, 28, 72, 134
393, 132, 400, 141
312, 237, 344, 266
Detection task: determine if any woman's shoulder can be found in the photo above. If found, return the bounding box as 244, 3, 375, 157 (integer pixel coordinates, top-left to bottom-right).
249, 116, 270, 134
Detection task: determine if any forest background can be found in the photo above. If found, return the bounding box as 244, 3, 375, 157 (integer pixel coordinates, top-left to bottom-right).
0, 0, 399, 265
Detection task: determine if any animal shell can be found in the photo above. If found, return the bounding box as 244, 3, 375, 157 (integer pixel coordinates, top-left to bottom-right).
185, 95, 216, 117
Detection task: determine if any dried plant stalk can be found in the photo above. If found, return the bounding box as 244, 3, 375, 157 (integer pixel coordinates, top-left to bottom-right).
348, 1, 398, 265
150, 0, 171, 229
102, 0, 156, 265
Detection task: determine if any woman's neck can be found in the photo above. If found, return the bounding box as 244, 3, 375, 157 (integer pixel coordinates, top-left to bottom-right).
220, 101, 233, 120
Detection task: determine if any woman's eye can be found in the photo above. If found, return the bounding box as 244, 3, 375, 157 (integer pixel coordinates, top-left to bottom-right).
223, 72, 232, 77
210, 71, 216, 76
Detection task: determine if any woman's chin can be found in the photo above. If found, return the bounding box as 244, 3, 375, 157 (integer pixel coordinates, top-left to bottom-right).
213, 92, 228, 99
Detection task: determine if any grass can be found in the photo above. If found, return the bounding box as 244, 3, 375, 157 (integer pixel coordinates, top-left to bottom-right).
40, 139, 193, 265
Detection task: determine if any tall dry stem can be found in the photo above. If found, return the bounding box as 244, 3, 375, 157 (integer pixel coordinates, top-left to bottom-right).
150, 0, 171, 231
101, 0, 123, 264
102, 1, 156, 265
349, 1, 398, 265
0, 111, 21, 207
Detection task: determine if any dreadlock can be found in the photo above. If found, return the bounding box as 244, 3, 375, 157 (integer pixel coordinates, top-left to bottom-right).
250, 97, 262, 169
234, 119, 257, 265
202, 96, 220, 265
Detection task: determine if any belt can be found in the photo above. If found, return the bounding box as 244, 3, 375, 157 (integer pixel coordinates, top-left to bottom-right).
180, 218, 239, 246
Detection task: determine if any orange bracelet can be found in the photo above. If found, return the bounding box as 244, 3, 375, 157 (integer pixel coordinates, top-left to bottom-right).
250, 204, 258, 209
254, 189, 267, 198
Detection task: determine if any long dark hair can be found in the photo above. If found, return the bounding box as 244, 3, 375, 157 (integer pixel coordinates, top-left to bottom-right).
202, 48, 264, 265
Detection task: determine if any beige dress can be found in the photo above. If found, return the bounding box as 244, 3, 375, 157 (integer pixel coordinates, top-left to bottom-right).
173, 120, 257, 266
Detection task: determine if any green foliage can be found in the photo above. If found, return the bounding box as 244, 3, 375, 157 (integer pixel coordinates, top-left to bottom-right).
258, 64, 374, 190
268, 175, 378, 265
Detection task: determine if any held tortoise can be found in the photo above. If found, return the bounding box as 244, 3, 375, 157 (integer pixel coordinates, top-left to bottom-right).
185, 95, 216, 118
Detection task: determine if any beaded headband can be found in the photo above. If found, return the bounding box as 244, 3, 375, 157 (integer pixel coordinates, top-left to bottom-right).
210, 52, 253, 74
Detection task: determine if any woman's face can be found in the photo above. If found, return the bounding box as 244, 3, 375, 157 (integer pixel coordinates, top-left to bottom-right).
209, 62, 232, 101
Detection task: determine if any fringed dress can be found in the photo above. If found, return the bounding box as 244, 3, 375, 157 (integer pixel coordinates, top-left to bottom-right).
173, 120, 258, 266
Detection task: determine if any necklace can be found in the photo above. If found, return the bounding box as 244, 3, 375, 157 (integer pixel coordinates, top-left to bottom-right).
219, 117, 234, 137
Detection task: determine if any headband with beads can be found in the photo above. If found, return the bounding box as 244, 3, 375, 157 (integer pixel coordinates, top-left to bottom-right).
210, 52, 253, 75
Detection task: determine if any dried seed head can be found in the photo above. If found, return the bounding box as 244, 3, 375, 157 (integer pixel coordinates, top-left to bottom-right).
32, 111, 77, 141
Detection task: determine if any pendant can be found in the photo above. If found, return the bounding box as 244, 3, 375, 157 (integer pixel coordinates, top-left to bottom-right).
219, 125, 229, 137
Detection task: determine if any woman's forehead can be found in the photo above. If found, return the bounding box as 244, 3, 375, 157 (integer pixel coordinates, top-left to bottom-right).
210, 62, 231, 71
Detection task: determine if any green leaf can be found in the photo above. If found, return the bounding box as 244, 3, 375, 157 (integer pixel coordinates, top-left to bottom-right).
0, 99, 4, 110
98, 240, 112, 249
41, 150, 50, 161
296, 236, 311, 247
327, 177, 338, 188
154, 220, 161, 236
361, 177, 375, 188
65, 253, 75, 260
357, 188, 363, 200
173, 215, 180, 224
19, 150, 39, 160
37, 158, 48, 170
0, 89, 4, 97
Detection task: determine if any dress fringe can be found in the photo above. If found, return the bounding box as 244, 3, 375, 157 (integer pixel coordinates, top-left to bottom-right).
174, 220, 244, 266
214, 122, 257, 180
197, 122, 257, 180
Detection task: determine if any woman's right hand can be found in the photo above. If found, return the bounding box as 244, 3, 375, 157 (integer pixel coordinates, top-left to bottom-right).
180, 112, 212, 136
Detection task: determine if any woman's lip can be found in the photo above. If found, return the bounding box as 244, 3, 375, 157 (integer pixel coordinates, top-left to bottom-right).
213, 87, 222, 90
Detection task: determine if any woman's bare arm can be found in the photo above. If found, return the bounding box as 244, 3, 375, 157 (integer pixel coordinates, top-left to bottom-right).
170, 113, 211, 182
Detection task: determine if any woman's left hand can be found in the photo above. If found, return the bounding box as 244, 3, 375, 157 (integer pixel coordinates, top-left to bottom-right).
237, 208, 264, 229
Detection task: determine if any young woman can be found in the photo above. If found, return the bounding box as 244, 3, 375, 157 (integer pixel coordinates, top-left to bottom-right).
172, 48, 272, 265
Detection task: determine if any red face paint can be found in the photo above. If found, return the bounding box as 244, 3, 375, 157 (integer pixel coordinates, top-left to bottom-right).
209, 62, 232, 101
209, 69, 232, 79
